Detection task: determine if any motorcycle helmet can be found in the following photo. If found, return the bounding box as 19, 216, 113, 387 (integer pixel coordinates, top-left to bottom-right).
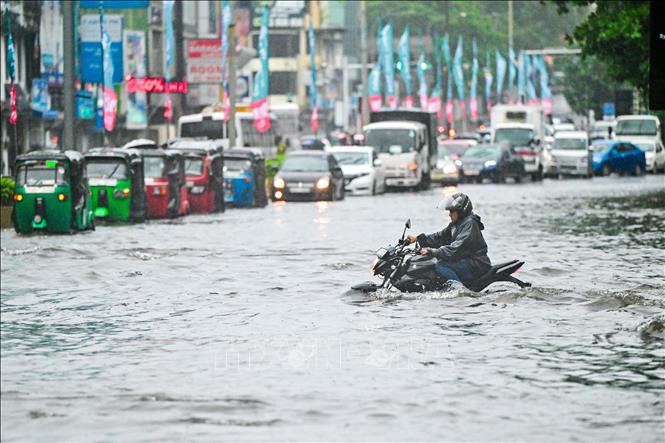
438, 193, 473, 218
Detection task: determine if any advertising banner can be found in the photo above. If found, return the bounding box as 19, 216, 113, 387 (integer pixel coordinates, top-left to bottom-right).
416, 34, 428, 111
187, 40, 223, 83
470, 38, 478, 121
496, 50, 507, 104
123, 30, 147, 129
397, 26, 412, 107
40, 1, 64, 86
251, 6, 270, 133
380, 23, 396, 109
80, 14, 124, 84
31, 78, 50, 112
308, 22, 318, 133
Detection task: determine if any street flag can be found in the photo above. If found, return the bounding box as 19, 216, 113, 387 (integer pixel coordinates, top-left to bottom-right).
220, 0, 232, 120
368, 62, 382, 112
380, 22, 396, 109
416, 33, 428, 110
251, 5, 270, 133
163, 0, 174, 123
397, 26, 412, 107
496, 49, 507, 104
308, 22, 318, 133
484, 49, 493, 114
428, 32, 442, 118
442, 34, 453, 125
100, 4, 117, 131
452, 36, 465, 119
5, 0, 17, 124
526, 54, 538, 105
469, 38, 478, 121
508, 46, 516, 103
517, 51, 526, 104
537, 56, 553, 115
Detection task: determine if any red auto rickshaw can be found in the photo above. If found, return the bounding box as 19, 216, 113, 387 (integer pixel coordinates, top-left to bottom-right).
122, 139, 190, 218
166, 139, 225, 214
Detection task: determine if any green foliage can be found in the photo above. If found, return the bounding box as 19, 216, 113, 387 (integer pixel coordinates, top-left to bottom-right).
550, 0, 649, 98
1, 176, 15, 206
558, 56, 619, 117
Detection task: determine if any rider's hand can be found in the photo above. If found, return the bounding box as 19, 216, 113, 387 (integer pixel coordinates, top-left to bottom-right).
406, 235, 418, 244
419, 247, 431, 256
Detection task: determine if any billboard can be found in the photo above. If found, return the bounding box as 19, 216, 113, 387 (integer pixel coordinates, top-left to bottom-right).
186, 39, 223, 83
80, 14, 124, 84
40, 1, 64, 86
123, 31, 148, 129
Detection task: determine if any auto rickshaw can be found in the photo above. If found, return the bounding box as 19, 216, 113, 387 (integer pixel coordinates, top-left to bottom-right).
121, 140, 189, 219
12, 150, 94, 234
85, 148, 148, 222
223, 148, 268, 208
166, 139, 225, 214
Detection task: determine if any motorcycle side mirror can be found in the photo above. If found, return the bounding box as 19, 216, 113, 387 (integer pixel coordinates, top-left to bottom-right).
406, 219, 411, 229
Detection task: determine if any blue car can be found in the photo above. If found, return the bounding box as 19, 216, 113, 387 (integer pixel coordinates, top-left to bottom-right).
591, 140, 646, 176
223, 149, 268, 208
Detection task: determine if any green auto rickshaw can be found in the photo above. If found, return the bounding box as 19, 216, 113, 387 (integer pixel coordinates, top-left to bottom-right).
85, 148, 148, 222
13, 150, 94, 234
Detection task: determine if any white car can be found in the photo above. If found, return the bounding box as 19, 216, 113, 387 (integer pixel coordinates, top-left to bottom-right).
329, 146, 386, 195
632, 140, 665, 173
553, 123, 576, 133
548, 131, 592, 178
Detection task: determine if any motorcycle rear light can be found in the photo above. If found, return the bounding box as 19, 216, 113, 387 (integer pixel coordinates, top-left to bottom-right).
113, 188, 130, 199
57, 193, 67, 201
13, 194, 23, 202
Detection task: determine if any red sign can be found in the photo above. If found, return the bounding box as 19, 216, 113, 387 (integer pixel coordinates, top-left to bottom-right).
103, 86, 117, 131
9, 84, 17, 125
125, 77, 188, 93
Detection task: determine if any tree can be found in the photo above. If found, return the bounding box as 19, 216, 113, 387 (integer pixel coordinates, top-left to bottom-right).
550, 0, 649, 98
557, 56, 620, 117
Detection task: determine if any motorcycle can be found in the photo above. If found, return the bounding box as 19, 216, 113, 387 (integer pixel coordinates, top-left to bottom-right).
352, 219, 532, 293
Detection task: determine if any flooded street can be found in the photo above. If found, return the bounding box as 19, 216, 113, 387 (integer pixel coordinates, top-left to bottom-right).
1, 176, 663, 442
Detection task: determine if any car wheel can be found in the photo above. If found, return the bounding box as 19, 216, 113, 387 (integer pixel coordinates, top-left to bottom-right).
601, 163, 612, 177
339, 183, 345, 200
634, 162, 644, 176
371, 181, 376, 196
515, 173, 522, 183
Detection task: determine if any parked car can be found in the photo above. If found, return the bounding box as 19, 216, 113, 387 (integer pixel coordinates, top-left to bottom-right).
546, 131, 592, 178
460, 143, 525, 183
591, 140, 646, 176
430, 145, 461, 185
552, 123, 575, 133
272, 151, 345, 201
437, 139, 477, 162
632, 140, 665, 173
330, 146, 385, 196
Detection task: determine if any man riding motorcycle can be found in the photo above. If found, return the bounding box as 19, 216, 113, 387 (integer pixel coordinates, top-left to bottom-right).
405, 193, 491, 284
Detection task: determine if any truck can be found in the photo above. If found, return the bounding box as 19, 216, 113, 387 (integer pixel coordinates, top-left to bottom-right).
490, 104, 545, 180
363, 110, 437, 190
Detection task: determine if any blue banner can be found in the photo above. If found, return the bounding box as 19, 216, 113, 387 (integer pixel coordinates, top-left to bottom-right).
81, 1, 148, 8
164, 0, 174, 81
80, 14, 123, 83
508, 46, 516, 102
470, 38, 478, 102
496, 50, 507, 103
452, 36, 464, 101
397, 26, 411, 97
380, 22, 396, 107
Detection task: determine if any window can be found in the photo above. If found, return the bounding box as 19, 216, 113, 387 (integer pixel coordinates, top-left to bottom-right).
268, 71, 298, 96
144, 157, 166, 178
17, 164, 67, 186
86, 159, 128, 179
252, 33, 299, 58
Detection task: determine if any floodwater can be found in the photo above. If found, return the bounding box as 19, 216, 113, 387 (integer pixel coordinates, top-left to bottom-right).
1, 175, 663, 442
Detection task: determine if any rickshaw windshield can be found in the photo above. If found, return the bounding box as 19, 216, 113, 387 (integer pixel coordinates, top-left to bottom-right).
224, 158, 252, 171
17, 163, 67, 186
184, 158, 204, 176
144, 157, 166, 178
86, 159, 128, 179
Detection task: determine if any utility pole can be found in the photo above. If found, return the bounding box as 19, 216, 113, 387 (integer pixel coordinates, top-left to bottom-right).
228, 23, 237, 149
63, 0, 75, 151
360, 0, 369, 126
508, 0, 513, 48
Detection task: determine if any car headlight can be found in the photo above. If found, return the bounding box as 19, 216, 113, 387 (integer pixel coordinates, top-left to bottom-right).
273, 177, 285, 188
454, 159, 462, 167
484, 160, 497, 168
443, 164, 457, 174
316, 177, 330, 190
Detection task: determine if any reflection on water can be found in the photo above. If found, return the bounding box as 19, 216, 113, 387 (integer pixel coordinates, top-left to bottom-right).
1, 175, 664, 441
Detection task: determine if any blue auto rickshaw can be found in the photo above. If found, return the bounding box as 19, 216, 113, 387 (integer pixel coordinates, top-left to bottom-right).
223, 148, 267, 208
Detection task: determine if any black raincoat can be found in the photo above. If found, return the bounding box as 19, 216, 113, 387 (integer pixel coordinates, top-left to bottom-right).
416, 213, 491, 277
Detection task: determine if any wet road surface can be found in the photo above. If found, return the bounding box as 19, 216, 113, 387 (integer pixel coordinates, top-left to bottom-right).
1, 175, 664, 441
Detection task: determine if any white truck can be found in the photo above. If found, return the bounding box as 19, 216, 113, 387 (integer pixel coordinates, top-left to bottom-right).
491, 105, 545, 180
363, 110, 437, 190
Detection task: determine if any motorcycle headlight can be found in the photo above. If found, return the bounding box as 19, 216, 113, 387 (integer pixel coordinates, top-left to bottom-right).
273, 177, 285, 188
370, 257, 379, 275
443, 164, 457, 174
375, 247, 388, 259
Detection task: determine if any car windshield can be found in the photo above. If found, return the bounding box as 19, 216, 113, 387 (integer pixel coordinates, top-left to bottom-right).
86, 159, 128, 179
439, 143, 468, 157
225, 158, 252, 171
332, 151, 370, 165
635, 143, 655, 152
184, 158, 204, 176
494, 128, 534, 147
280, 155, 328, 172
143, 157, 166, 178
553, 138, 587, 150
462, 146, 501, 159
16, 163, 67, 186
616, 119, 657, 136
364, 129, 416, 154
591, 143, 612, 153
